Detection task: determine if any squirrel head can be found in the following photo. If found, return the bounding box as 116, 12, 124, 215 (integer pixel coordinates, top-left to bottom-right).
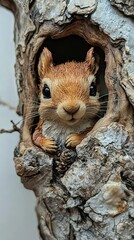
38, 47, 100, 126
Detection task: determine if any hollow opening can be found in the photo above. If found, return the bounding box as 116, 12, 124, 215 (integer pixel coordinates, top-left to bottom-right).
45, 35, 90, 64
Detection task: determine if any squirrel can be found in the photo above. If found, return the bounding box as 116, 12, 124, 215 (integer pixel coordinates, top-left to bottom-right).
33, 47, 100, 153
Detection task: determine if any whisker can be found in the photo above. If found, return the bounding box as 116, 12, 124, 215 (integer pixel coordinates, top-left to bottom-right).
99, 91, 117, 99
99, 109, 108, 111
17, 114, 39, 124
22, 100, 40, 104
86, 106, 102, 110
24, 114, 39, 120
98, 92, 129, 103
24, 102, 40, 105
26, 101, 40, 104
100, 104, 108, 108
99, 107, 107, 110
24, 107, 39, 110
100, 98, 128, 105
28, 122, 39, 128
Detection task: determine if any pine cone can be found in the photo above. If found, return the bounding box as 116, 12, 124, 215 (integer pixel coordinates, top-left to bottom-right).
54, 148, 77, 177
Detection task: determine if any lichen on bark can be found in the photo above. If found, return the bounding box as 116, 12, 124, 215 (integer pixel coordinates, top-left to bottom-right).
109, 0, 134, 17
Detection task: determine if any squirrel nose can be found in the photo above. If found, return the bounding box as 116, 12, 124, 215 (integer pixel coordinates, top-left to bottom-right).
63, 105, 80, 115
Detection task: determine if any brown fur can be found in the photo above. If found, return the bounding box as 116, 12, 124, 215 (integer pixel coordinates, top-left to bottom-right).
33, 47, 100, 153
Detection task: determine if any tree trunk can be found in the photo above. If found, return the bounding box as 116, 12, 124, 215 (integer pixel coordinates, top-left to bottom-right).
0, 0, 134, 239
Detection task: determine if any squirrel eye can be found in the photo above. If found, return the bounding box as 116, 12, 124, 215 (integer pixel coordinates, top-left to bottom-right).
42, 84, 51, 98
90, 82, 97, 96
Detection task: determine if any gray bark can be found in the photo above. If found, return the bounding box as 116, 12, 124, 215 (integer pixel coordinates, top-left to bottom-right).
0, 0, 133, 239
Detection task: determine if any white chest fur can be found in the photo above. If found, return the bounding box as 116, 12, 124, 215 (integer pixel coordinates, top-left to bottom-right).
42, 119, 94, 145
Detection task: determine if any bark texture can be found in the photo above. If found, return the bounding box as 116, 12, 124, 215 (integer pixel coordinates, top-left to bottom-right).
109, 0, 134, 17
0, 0, 134, 239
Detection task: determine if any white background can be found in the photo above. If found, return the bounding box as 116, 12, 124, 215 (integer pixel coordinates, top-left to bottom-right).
0, 6, 38, 240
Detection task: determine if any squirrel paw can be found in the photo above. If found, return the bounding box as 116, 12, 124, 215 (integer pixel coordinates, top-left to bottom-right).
65, 133, 83, 148
39, 137, 57, 153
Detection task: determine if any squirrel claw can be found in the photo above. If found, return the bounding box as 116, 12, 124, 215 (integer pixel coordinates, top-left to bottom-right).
39, 137, 57, 153
65, 133, 83, 148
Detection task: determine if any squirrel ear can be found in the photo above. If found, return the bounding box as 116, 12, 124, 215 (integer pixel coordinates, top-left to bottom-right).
38, 47, 53, 79
86, 47, 99, 75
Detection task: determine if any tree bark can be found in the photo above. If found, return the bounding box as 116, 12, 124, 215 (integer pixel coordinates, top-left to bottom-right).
0, 0, 134, 239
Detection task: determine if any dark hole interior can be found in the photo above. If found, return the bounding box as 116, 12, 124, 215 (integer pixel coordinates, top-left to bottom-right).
45, 35, 90, 64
